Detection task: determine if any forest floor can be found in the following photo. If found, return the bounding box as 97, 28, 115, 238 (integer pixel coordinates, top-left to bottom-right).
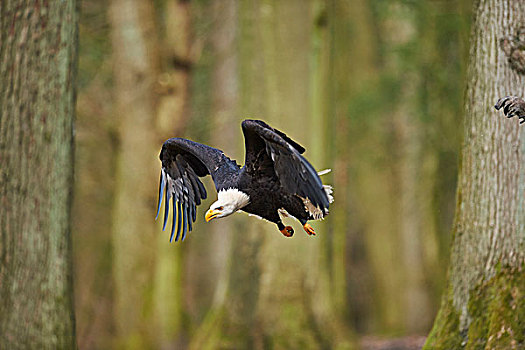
359, 336, 426, 350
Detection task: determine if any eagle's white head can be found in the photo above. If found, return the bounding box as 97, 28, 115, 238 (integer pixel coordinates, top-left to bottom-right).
205, 188, 250, 222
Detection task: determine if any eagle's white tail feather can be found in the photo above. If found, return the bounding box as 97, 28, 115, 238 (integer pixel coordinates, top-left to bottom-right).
323, 184, 334, 204
297, 169, 334, 220
301, 183, 334, 220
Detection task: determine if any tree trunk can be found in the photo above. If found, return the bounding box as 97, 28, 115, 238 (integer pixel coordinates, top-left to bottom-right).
189, 0, 264, 347
383, 2, 433, 332
418, 0, 471, 322
251, 0, 350, 348
74, 1, 117, 348
190, 1, 354, 348
325, 0, 382, 333
0, 0, 78, 348
152, 0, 193, 348
109, 0, 160, 347
200, 0, 240, 325
425, 1, 525, 348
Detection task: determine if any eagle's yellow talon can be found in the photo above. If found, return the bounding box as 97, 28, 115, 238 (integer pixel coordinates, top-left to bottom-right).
303, 223, 316, 236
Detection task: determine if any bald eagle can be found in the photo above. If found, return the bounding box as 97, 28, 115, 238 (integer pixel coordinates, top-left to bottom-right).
495, 96, 525, 124
156, 120, 333, 242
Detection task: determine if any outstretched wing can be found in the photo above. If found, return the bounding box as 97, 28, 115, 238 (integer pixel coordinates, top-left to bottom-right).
157, 138, 239, 242
495, 96, 525, 124
241, 119, 330, 214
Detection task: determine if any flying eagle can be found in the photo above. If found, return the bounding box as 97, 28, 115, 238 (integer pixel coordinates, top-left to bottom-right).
156, 120, 333, 242
495, 96, 525, 124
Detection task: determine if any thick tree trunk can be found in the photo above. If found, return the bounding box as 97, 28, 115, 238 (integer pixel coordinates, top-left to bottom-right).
0, 0, 78, 348
109, 0, 160, 347
425, 1, 525, 348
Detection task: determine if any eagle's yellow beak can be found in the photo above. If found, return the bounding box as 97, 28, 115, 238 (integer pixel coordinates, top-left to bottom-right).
205, 209, 221, 222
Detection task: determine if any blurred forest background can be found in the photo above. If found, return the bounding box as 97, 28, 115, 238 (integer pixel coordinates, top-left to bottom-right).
75, 0, 473, 348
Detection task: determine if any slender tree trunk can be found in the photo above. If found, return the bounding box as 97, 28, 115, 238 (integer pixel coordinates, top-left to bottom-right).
204, 0, 240, 322
325, 0, 380, 334
383, 2, 432, 332
152, 1, 193, 348
190, 1, 264, 347
0, 0, 78, 348
191, 1, 352, 348
74, 2, 117, 348
425, 1, 525, 348
330, 0, 412, 333
254, 0, 350, 348
109, 0, 160, 347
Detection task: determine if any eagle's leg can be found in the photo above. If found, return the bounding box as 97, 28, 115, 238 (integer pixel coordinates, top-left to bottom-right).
299, 219, 316, 236
277, 222, 294, 237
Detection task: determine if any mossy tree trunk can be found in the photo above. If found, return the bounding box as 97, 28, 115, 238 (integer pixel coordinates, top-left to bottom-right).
109, 0, 160, 347
424, 1, 525, 348
0, 0, 78, 348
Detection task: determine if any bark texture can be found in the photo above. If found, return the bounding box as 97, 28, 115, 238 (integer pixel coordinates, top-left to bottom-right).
425, 0, 525, 348
0, 0, 78, 348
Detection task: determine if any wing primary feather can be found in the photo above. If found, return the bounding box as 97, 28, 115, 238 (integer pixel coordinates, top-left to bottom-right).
310, 182, 326, 208
163, 181, 170, 231
175, 200, 183, 241
182, 203, 188, 241
158, 137, 243, 241
197, 179, 207, 200
156, 171, 166, 220
188, 204, 193, 232
304, 181, 320, 207
188, 177, 201, 205
186, 167, 202, 202
170, 197, 177, 242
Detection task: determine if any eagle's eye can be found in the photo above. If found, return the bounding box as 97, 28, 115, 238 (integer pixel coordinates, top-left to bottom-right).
217, 206, 224, 211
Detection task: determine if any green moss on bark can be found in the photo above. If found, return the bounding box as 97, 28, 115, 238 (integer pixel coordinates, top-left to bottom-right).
425, 264, 525, 349
423, 289, 463, 349
466, 264, 525, 349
